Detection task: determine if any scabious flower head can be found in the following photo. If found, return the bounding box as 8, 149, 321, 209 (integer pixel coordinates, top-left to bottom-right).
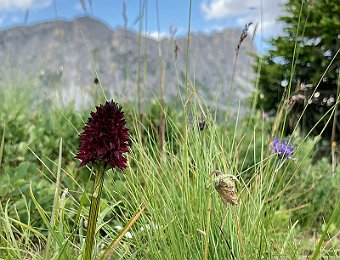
270, 138, 297, 160
76, 100, 130, 170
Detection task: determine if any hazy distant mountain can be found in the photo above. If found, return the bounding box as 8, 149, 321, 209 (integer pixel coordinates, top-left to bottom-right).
0, 16, 255, 112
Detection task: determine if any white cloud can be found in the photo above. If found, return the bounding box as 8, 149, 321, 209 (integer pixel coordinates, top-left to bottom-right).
146, 31, 169, 41
0, 0, 53, 11
0, 15, 4, 24
201, 0, 256, 19
201, 0, 286, 37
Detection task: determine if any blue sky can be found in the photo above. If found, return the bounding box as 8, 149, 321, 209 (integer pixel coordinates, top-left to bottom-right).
0, 0, 286, 51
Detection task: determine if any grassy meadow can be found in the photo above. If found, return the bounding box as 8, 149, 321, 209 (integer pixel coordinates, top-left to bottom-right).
1, 76, 339, 259
1, 6, 340, 260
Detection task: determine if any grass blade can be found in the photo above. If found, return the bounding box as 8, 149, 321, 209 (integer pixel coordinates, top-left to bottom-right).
101, 205, 146, 259
0, 123, 5, 167
29, 183, 63, 249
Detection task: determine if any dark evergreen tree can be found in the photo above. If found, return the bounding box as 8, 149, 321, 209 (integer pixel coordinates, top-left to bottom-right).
255, 0, 339, 138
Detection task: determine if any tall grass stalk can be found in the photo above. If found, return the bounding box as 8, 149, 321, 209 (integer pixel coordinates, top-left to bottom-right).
45, 138, 63, 258
0, 124, 5, 167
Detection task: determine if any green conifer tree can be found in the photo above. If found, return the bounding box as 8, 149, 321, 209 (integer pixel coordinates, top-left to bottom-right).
255, 0, 339, 137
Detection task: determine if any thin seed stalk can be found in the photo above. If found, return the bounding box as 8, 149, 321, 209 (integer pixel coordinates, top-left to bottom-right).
84, 167, 106, 260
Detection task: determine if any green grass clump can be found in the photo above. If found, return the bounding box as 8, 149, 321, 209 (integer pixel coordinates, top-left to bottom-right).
0, 80, 339, 259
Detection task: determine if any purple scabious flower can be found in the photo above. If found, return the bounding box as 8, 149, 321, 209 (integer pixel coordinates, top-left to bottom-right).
270, 138, 297, 160
76, 100, 130, 170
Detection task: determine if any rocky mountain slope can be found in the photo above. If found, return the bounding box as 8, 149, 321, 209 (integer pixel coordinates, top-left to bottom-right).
0, 16, 255, 111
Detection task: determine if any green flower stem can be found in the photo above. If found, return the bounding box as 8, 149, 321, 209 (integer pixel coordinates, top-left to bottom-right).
84, 167, 106, 260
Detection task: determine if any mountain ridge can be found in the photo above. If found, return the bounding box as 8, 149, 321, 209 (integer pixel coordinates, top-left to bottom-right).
0, 16, 255, 111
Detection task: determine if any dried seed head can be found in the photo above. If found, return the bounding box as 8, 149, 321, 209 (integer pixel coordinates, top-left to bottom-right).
211, 170, 238, 206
